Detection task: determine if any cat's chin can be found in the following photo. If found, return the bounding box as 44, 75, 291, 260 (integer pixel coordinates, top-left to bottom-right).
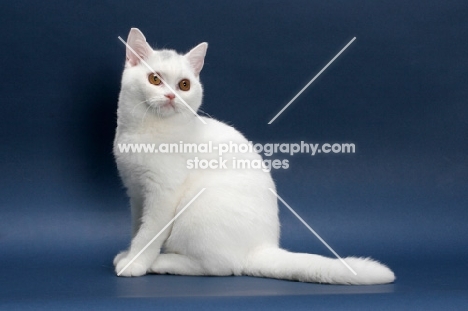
153, 102, 199, 120
154, 110, 176, 118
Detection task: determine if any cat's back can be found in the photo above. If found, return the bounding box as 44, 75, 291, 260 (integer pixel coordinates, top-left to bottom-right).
198, 117, 248, 144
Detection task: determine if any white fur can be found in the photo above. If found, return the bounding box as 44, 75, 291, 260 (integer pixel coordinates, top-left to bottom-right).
113, 28, 395, 285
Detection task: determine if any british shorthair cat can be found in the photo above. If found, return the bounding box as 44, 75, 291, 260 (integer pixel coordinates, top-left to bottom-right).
113, 28, 395, 285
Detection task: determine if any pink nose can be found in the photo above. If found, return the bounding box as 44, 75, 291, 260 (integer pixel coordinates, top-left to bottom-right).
165, 93, 176, 100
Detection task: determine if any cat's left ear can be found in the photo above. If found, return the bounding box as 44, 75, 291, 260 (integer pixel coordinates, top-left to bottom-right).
185, 43, 208, 77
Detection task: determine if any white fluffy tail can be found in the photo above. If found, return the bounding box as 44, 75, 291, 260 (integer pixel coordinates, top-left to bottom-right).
243, 247, 395, 285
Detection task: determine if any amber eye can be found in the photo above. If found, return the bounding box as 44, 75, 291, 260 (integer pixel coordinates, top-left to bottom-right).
148, 73, 162, 85
179, 79, 190, 91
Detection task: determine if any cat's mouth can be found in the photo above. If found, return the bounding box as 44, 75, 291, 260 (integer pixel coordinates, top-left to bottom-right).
146, 99, 177, 111
161, 100, 176, 110
149, 100, 179, 116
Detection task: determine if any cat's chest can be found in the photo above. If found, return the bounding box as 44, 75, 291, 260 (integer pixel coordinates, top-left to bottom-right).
113, 131, 188, 180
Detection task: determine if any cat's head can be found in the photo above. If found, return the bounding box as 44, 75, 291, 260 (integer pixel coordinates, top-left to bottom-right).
119, 28, 207, 122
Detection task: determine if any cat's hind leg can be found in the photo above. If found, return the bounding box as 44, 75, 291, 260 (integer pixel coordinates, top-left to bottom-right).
149, 254, 205, 276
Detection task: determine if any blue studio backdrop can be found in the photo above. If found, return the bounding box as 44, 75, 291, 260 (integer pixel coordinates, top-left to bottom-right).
1, 0, 467, 310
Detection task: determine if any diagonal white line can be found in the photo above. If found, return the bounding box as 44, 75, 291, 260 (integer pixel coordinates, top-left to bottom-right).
268, 37, 356, 124
117, 188, 206, 276
118, 36, 207, 125
268, 188, 357, 275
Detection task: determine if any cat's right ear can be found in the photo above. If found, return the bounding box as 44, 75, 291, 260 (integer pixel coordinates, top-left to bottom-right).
125, 28, 153, 67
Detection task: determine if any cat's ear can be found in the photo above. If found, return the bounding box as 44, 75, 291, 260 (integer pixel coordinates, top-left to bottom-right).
185, 43, 208, 77
126, 28, 153, 67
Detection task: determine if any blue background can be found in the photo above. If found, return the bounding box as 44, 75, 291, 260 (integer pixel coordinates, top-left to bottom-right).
1, 0, 467, 309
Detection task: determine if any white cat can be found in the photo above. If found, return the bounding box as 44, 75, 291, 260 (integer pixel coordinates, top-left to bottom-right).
113, 28, 395, 285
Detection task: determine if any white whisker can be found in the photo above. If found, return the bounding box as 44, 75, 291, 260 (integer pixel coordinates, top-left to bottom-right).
141, 102, 154, 123
180, 107, 198, 124
132, 98, 150, 116
157, 105, 162, 119
198, 108, 213, 119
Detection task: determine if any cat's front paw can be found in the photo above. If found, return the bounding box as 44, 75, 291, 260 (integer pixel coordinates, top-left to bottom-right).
115, 256, 148, 277
113, 250, 129, 266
